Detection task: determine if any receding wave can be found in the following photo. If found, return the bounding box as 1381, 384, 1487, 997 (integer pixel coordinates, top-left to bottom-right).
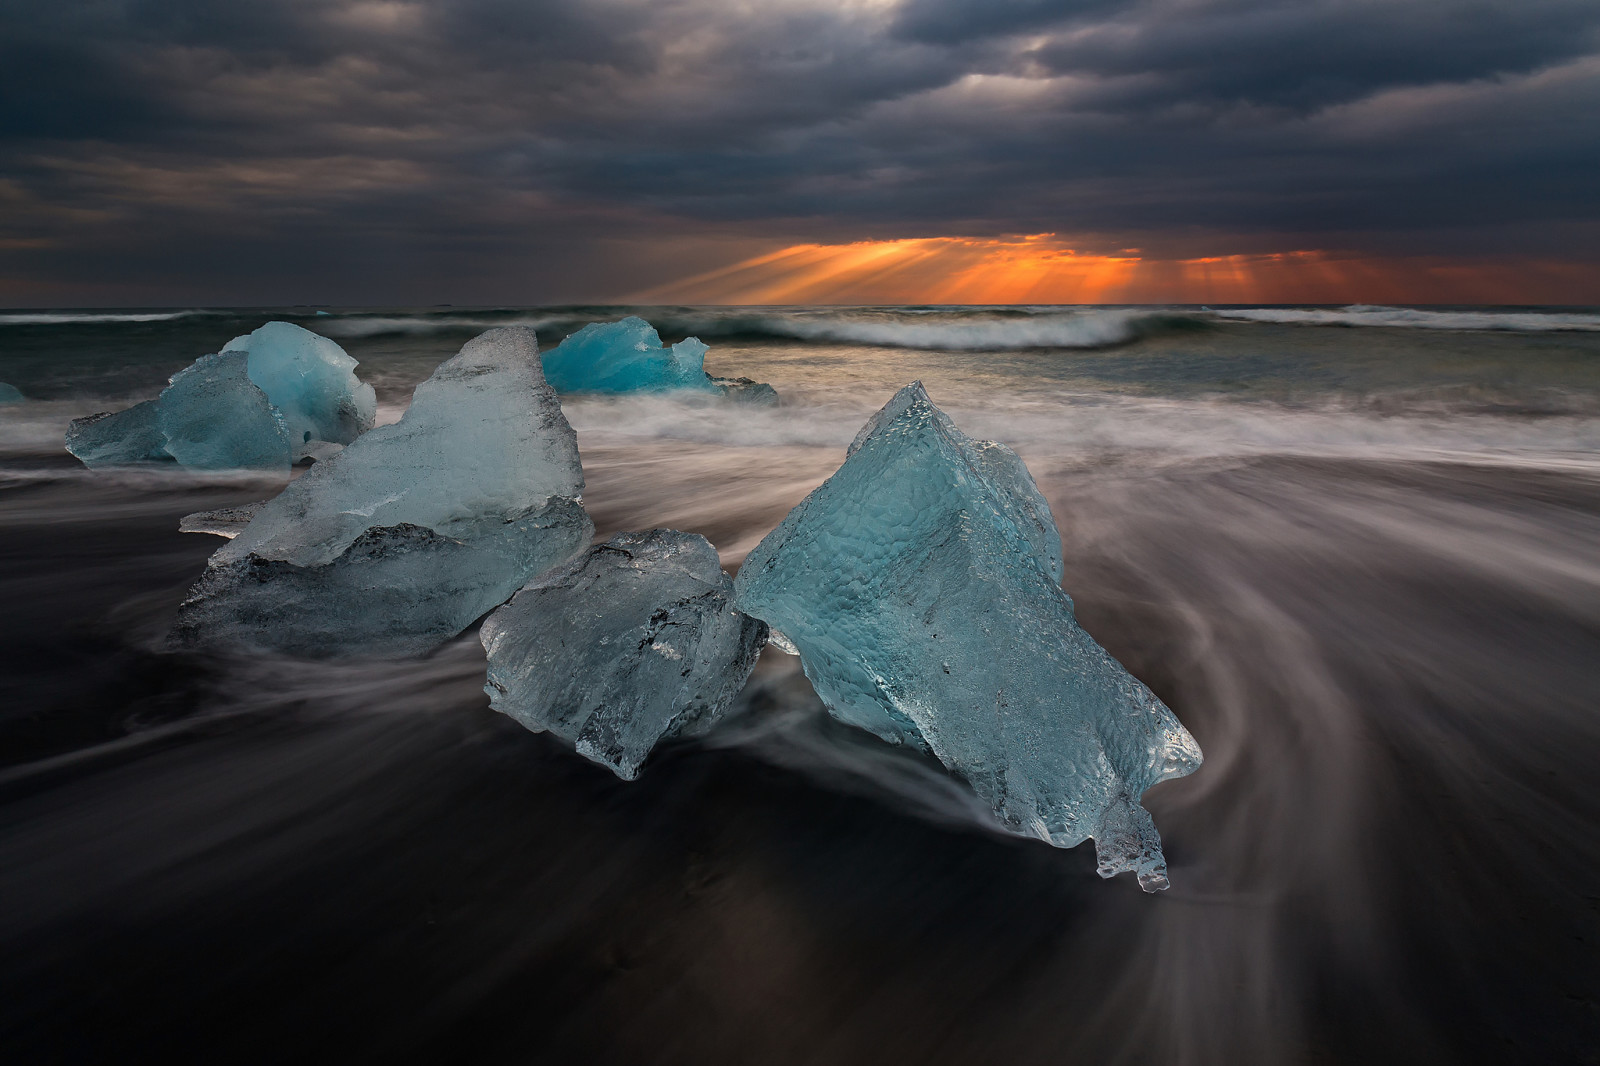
1211, 304, 1600, 331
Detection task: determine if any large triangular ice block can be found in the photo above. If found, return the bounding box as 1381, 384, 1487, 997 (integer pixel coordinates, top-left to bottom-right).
733, 382, 1201, 890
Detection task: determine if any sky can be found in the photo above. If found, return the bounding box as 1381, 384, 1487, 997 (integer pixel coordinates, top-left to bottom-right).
2, 0, 1598, 306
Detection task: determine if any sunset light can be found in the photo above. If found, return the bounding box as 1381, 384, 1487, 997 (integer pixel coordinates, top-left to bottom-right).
634, 235, 1600, 306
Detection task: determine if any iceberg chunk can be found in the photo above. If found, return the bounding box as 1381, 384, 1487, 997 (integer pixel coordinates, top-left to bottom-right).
172, 326, 593, 657
62, 322, 374, 471
709, 375, 780, 407
65, 401, 173, 467
156, 351, 291, 471
0, 383, 23, 404
541, 316, 721, 395
482, 529, 768, 779
733, 382, 1201, 891
222, 321, 377, 450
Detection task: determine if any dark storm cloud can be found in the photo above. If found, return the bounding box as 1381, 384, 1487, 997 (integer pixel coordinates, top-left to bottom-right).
0, 0, 1596, 303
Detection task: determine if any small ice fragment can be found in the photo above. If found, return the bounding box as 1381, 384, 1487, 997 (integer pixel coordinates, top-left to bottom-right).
733, 382, 1202, 891
157, 351, 291, 471
222, 321, 376, 447
765, 628, 800, 655
0, 383, 23, 404
179, 502, 267, 538
481, 529, 768, 780
65, 401, 174, 467
709, 376, 780, 406
172, 326, 592, 657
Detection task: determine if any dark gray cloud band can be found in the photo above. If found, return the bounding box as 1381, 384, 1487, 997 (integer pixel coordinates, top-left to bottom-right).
1, 0, 1596, 303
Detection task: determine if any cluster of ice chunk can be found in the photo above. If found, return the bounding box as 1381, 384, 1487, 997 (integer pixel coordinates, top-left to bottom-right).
153, 319, 1198, 888
542, 317, 777, 404
733, 382, 1202, 891
481, 529, 768, 779
172, 326, 591, 657
65, 321, 375, 470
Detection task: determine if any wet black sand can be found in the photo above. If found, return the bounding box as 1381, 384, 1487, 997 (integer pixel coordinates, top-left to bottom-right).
2, 448, 1597, 1065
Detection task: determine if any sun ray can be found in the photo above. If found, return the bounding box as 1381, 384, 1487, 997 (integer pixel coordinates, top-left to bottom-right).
623, 235, 1600, 305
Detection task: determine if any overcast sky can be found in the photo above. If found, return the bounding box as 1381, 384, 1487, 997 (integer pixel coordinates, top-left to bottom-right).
2, 0, 1597, 304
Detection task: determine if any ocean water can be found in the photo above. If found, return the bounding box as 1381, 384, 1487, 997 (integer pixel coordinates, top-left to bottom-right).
1, 305, 1597, 1064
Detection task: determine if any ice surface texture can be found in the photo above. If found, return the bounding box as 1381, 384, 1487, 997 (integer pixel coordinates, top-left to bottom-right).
159, 352, 292, 472
64, 321, 374, 470
0, 383, 23, 404
733, 382, 1202, 891
482, 529, 767, 779
172, 326, 592, 657
65, 401, 173, 467
542, 317, 778, 403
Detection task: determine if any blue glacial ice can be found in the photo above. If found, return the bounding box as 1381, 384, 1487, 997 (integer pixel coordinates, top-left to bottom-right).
542, 317, 777, 403
64, 321, 374, 470
0, 383, 23, 404
482, 529, 768, 779
171, 326, 592, 657
542, 317, 721, 395
733, 382, 1202, 891
224, 320, 376, 451
158, 352, 292, 472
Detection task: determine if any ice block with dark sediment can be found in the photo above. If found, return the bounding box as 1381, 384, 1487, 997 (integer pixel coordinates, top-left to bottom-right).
732, 382, 1202, 891
171, 326, 592, 657
481, 529, 768, 779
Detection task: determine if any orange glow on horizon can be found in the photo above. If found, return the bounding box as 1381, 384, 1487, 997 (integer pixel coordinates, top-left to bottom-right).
626, 235, 1600, 306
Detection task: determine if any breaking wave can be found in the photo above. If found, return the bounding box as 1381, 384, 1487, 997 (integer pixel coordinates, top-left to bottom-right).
0, 310, 214, 325
1211, 304, 1600, 331
660, 309, 1169, 349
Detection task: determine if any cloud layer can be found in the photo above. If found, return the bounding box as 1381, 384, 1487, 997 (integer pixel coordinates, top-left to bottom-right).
1, 0, 1596, 303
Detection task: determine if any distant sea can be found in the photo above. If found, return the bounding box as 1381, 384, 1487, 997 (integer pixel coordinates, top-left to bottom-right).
2, 305, 1597, 1064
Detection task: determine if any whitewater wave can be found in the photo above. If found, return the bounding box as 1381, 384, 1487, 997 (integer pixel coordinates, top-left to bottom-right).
0, 310, 214, 325
1211, 305, 1600, 331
